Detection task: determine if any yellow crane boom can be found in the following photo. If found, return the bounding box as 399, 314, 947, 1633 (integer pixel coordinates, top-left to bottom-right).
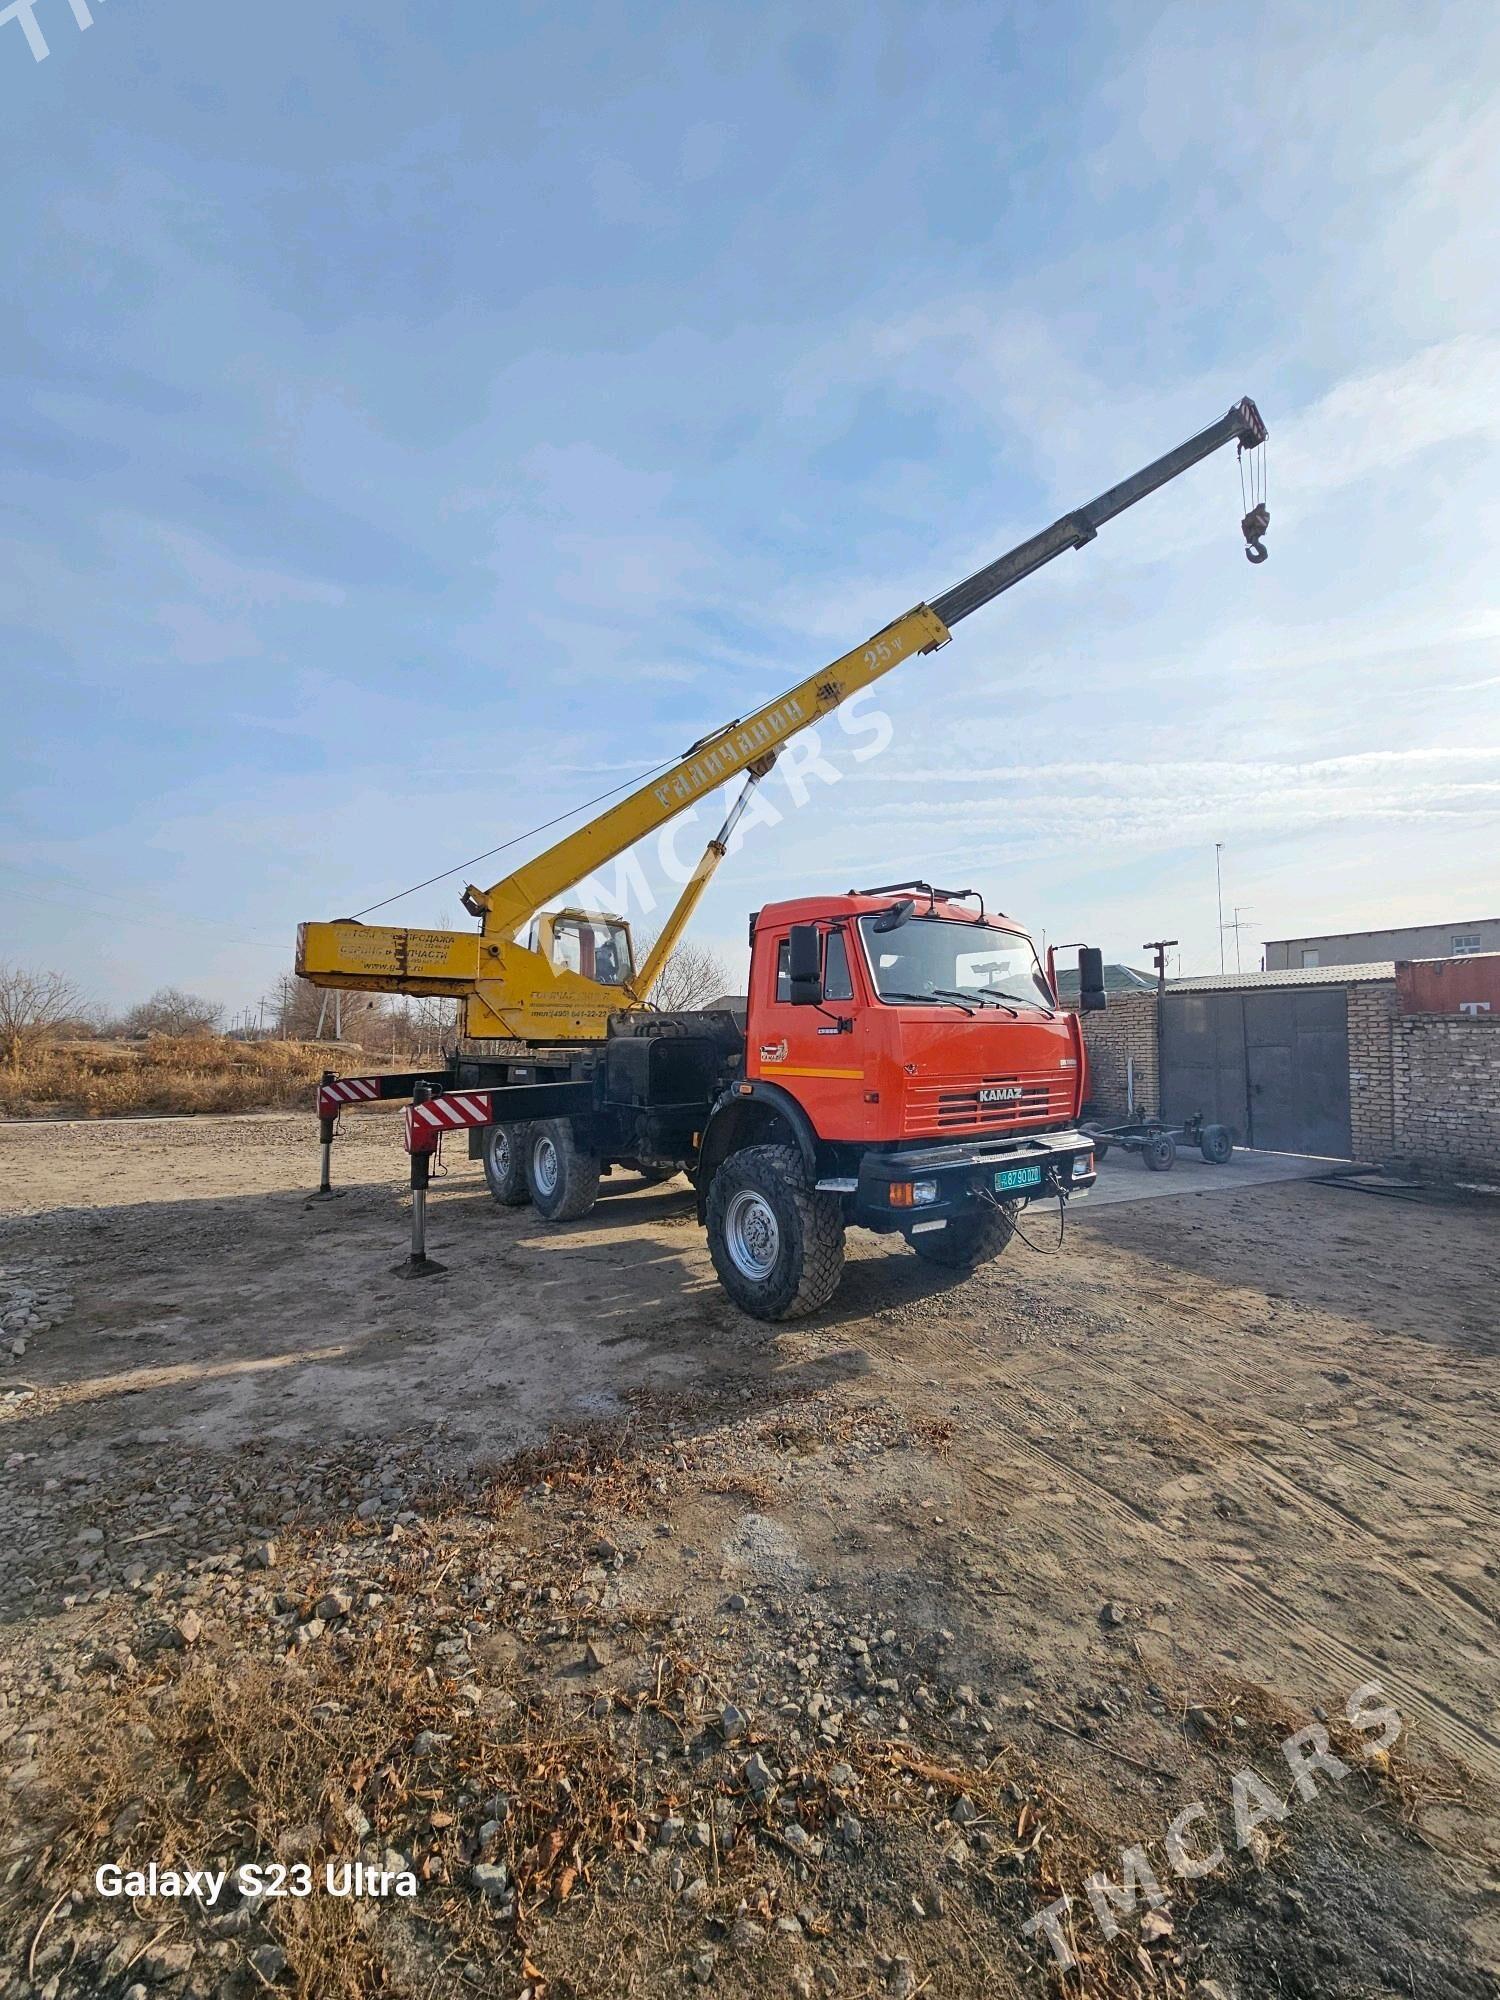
297, 602, 947, 1040
297, 397, 1267, 1043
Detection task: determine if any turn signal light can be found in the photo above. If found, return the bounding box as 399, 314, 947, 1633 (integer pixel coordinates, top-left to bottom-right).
888, 1182, 914, 1207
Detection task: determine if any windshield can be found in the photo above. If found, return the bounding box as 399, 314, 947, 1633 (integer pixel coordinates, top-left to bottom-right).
858, 915, 1054, 1010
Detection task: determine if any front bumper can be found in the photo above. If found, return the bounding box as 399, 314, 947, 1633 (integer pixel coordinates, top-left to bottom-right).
833, 1128, 1097, 1235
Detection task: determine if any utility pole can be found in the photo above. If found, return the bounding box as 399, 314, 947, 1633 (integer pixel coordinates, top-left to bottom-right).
1142, 939, 1178, 996
1214, 843, 1225, 973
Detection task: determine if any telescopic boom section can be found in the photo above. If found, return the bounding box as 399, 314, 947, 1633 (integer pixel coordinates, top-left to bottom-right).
296, 398, 1266, 1041
931, 397, 1267, 625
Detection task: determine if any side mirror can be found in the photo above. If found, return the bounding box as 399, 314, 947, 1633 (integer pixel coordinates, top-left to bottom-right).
787, 924, 823, 1006
1079, 945, 1107, 1013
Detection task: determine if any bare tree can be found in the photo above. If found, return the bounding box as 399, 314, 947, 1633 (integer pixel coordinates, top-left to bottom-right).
263, 972, 388, 1044
382, 993, 460, 1057
0, 964, 85, 1070
121, 987, 224, 1037
638, 936, 731, 1012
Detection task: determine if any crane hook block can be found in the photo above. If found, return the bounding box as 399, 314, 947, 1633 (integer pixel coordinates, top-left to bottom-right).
1241, 503, 1269, 564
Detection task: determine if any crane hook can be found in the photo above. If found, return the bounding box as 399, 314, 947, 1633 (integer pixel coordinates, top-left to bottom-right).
1241, 502, 1269, 564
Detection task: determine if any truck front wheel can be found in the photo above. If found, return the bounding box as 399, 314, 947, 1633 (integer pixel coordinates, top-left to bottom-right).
706, 1144, 845, 1322
909, 1200, 1018, 1271
526, 1119, 602, 1222
482, 1123, 532, 1207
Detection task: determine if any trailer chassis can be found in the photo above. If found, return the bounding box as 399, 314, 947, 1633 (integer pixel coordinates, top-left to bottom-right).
1081, 1109, 1234, 1173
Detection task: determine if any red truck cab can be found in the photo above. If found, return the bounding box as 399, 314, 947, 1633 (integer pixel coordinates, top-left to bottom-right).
746, 889, 1089, 1144
693, 883, 1102, 1315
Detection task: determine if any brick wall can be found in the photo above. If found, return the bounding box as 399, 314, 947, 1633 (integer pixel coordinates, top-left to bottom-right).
1392, 1014, 1500, 1176
1069, 990, 1160, 1119
1347, 982, 1397, 1163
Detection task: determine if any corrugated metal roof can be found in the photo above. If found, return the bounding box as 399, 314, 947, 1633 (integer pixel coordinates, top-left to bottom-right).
1168, 962, 1396, 993
1055, 962, 1157, 997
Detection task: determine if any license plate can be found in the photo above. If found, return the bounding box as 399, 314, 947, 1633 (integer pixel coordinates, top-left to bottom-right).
995, 1164, 1042, 1191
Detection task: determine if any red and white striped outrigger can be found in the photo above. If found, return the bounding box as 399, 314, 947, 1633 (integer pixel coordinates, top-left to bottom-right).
402, 1088, 495, 1151
313, 1067, 590, 1273
315, 1075, 382, 1115
312, 1066, 449, 1198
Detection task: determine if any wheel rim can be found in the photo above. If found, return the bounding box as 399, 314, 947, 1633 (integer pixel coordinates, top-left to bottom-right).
532, 1134, 560, 1197
724, 1188, 780, 1281
487, 1128, 512, 1179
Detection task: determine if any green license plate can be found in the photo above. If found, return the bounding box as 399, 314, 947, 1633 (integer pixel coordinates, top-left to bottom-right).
995, 1164, 1042, 1191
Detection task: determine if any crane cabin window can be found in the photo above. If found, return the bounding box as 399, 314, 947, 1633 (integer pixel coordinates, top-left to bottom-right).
531, 914, 634, 985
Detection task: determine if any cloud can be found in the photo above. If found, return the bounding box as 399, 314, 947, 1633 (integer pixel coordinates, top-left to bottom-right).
1272, 337, 1500, 515
156, 601, 264, 667
148, 524, 348, 610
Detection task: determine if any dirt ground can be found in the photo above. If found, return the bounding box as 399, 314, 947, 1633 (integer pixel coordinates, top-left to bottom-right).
1, 1112, 1497, 2000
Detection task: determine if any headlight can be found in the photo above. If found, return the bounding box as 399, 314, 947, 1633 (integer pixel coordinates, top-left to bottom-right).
912, 1179, 939, 1205
1073, 1152, 1095, 1180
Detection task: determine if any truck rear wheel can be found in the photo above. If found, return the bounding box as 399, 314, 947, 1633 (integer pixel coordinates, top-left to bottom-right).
909, 1201, 1018, 1271
482, 1123, 531, 1207
706, 1144, 845, 1322
526, 1119, 601, 1222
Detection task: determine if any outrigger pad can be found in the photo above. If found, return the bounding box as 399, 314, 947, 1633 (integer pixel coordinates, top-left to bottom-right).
392, 1255, 445, 1280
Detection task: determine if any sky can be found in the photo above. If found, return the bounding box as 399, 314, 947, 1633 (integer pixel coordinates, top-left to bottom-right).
3, 0, 1498, 1015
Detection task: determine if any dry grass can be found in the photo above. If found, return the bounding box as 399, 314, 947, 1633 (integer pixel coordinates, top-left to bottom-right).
21, 1632, 1369, 2000
4, 1420, 1475, 2000
12, 1630, 1126, 2000
0, 1037, 374, 1118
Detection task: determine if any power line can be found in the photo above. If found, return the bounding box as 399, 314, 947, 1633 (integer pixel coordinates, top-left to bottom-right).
348, 754, 685, 919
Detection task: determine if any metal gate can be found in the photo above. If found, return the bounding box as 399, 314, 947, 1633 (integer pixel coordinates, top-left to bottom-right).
1160, 987, 1352, 1158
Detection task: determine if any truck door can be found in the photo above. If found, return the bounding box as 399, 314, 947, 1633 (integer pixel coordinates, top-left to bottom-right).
749, 923, 873, 1141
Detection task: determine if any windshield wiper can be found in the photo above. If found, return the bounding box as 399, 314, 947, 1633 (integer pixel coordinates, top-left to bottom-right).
881, 988, 975, 1015
977, 987, 1052, 1017
930, 986, 998, 1015
959, 989, 1020, 1016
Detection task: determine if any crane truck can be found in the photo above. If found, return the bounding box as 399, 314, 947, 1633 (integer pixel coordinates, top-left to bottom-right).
298, 397, 1268, 1319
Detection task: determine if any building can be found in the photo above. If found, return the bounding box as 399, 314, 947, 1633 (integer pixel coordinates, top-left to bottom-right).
1264, 918, 1500, 971
1064, 958, 1500, 1174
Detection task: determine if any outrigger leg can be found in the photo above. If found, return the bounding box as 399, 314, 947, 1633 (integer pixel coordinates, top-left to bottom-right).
394, 1083, 445, 1278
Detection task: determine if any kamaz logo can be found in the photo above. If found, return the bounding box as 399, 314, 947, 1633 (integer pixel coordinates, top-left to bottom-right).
978, 1085, 1024, 1104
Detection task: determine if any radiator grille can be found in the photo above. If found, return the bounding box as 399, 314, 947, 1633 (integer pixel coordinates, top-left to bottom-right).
902, 1069, 1074, 1137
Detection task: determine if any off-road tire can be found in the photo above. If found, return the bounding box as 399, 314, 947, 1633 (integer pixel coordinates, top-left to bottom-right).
1199, 1123, 1233, 1165
526, 1119, 602, 1222
1144, 1132, 1176, 1171
482, 1123, 531, 1207
1091, 1136, 1112, 1162
705, 1143, 845, 1322
909, 1200, 1018, 1270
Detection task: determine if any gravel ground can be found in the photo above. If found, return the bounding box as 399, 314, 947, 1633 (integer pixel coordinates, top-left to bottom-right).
0, 1112, 1497, 1999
